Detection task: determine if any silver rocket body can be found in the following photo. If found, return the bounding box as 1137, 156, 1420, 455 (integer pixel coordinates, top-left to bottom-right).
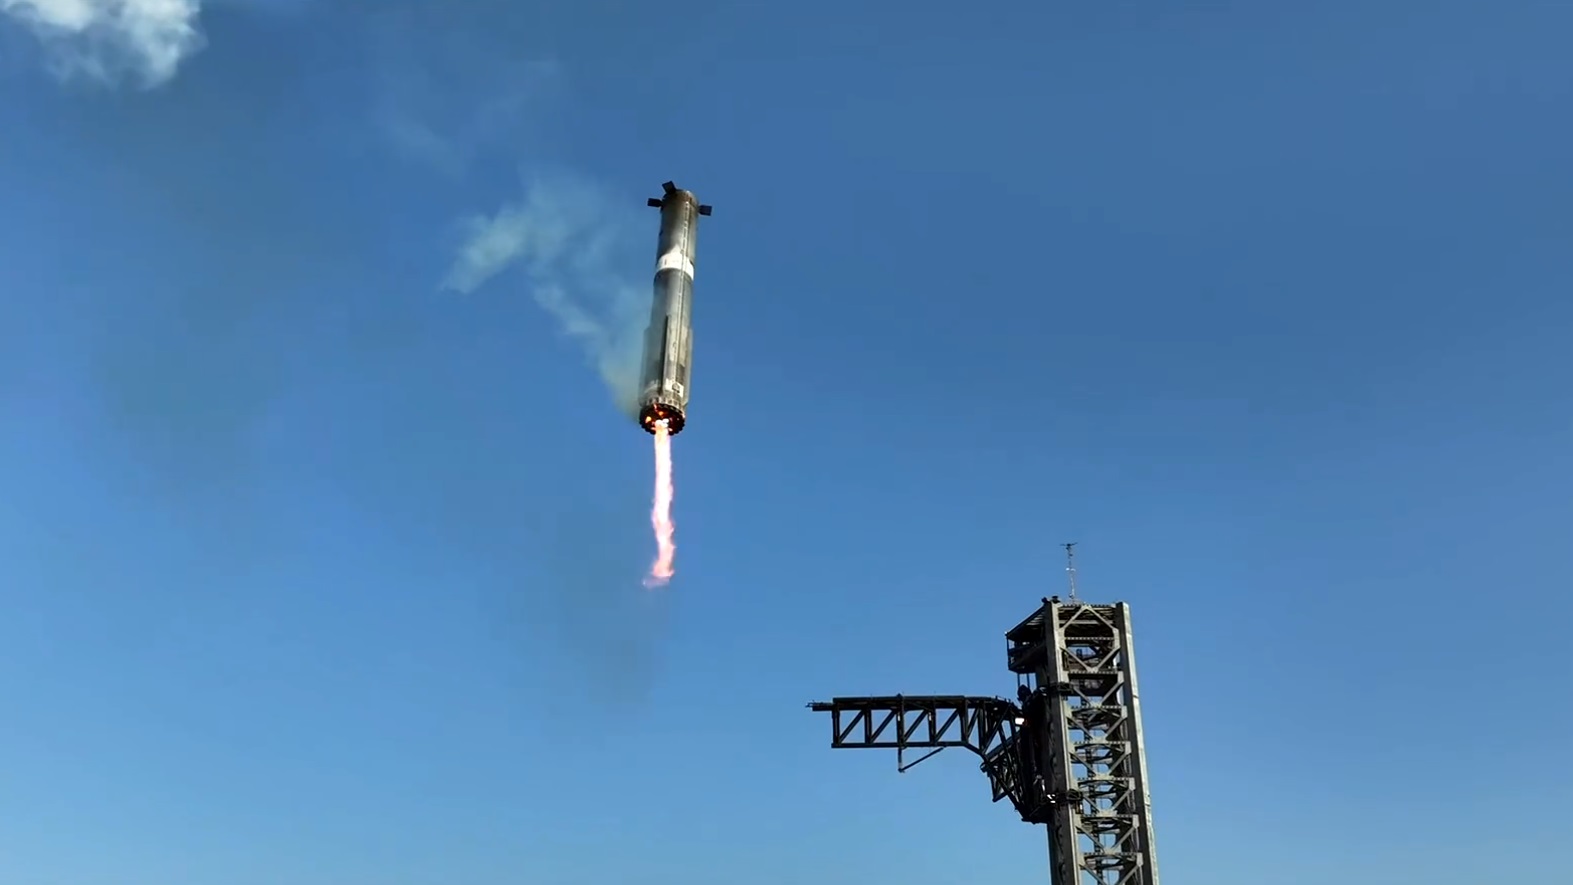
638, 181, 711, 436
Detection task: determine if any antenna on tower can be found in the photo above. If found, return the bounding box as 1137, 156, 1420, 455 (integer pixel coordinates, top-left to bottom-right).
1063, 542, 1079, 602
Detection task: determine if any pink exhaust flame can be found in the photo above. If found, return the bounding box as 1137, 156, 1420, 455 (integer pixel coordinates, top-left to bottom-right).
645, 420, 676, 587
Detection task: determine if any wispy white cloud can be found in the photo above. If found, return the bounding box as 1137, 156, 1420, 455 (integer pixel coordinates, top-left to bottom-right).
0, 0, 205, 87
371, 55, 558, 179
443, 172, 649, 416
350, 9, 637, 413
359, 5, 562, 178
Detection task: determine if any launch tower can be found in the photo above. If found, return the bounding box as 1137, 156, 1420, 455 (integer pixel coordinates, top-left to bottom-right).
807, 551, 1161, 885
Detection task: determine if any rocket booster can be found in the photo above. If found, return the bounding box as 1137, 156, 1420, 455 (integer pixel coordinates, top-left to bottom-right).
638, 180, 711, 436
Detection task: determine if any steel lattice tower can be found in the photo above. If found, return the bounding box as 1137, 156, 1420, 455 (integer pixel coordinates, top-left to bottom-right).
808, 553, 1160, 885
1006, 599, 1160, 885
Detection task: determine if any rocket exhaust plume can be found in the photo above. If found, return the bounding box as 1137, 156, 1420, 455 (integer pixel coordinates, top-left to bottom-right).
645, 420, 676, 587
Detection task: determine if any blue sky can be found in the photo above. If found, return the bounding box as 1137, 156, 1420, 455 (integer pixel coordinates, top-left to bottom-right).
1, 1, 1569, 883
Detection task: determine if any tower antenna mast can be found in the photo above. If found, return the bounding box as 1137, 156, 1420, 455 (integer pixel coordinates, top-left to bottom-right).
1063, 542, 1079, 602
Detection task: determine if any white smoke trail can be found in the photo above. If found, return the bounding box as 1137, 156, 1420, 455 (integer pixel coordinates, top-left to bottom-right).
441, 172, 648, 416
0, 0, 206, 87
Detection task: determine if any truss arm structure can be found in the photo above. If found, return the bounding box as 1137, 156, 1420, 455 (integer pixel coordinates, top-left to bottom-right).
806, 695, 1055, 823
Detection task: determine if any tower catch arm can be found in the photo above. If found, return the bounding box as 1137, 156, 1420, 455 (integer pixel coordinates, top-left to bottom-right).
806, 694, 1057, 823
